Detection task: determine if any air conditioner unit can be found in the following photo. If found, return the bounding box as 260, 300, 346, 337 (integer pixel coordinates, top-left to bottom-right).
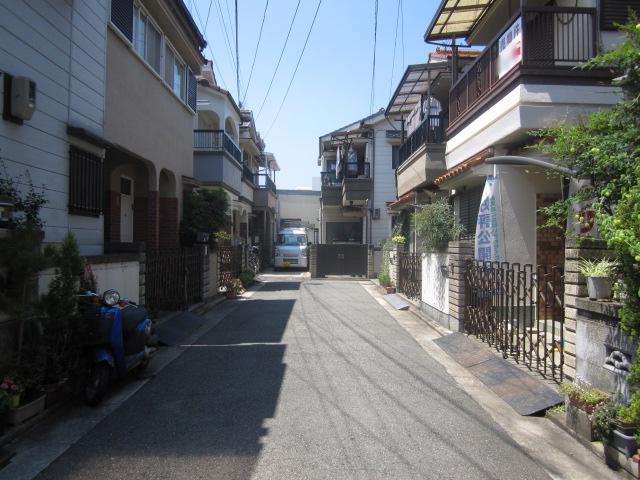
372, 208, 380, 220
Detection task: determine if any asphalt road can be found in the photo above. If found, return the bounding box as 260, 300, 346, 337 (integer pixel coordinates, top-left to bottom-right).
35, 278, 550, 480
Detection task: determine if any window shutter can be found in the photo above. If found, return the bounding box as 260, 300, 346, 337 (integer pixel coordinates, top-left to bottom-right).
600, 0, 640, 30
111, 0, 133, 41
187, 70, 197, 111
458, 186, 483, 236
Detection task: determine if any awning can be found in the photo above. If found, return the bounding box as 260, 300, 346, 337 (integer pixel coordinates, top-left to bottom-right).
433, 148, 493, 185
388, 192, 416, 211
386, 63, 449, 116
425, 0, 496, 41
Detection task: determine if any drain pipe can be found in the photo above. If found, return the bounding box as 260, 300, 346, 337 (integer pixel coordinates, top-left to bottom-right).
369, 127, 375, 246
485, 155, 576, 177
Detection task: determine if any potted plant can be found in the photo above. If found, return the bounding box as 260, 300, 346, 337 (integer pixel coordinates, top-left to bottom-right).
225, 278, 245, 299
0, 376, 22, 409
612, 397, 640, 457
577, 258, 617, 300
560, 381, 610, 441
1, 376, 45, 426
377, 272, 395, 294
239, 270, 255, 289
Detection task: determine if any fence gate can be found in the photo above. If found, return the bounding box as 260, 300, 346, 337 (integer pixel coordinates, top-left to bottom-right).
398, 252, 422, 300
316, 244, 368, 277
218, 245, 243, 287
464, 261, 564, 382
146, 247, 203, 312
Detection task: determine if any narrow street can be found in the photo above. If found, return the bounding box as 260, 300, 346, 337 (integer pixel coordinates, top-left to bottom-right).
28, 277, 553, 480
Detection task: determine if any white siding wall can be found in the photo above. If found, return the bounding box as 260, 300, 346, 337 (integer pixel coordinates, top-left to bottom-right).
0, 0, 107, 254
371, 126, 396, 247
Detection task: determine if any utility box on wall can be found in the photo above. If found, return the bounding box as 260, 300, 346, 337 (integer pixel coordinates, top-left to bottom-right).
3, 73, 37, 124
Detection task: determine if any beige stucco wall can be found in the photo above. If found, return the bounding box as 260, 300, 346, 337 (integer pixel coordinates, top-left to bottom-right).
278, 192, 321, 229
105, 28, 195, 212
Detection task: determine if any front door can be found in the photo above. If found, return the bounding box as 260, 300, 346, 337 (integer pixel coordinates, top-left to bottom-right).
120, 176, 134, 243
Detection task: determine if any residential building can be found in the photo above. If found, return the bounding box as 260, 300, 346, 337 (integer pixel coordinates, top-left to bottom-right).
253, 151, 279, 263
317, 110, 402, 270
277, 189, 321, 243
104, 0, 205, 251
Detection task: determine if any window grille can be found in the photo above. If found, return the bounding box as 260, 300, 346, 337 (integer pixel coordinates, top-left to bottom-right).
69, 146, 103, 217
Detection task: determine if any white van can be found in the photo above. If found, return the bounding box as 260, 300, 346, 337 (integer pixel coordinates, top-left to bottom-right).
274, 227, 309, 269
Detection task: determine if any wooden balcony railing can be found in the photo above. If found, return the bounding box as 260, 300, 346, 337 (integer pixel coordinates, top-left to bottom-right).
193, 130, 242, 163
255, 173, 277, 194
448, 6, 597, 129
398, 114, 445, 166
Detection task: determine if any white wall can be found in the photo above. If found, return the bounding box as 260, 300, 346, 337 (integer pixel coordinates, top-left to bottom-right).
422, 253, 449, 315
371, 126, 397, 247
278, 191, 321, 230
0, 0, 107, 254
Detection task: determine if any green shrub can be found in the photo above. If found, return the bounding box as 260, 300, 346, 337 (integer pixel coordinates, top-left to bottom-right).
412, 198, 464, 252
239, 270, 254, 288
559, 381, 610, 414
378, 272, 391, 287
618, 394, 640, 426
577, 258, 617, 278
593, 401, 619, 442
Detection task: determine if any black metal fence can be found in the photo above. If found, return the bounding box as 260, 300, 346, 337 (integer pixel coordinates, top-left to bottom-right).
146, 247, 204, 312
398, 252, 422, 300
464, 261, 564, 382
398, 115, 445, 165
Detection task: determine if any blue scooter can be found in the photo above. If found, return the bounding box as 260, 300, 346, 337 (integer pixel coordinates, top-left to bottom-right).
81, 290, 156, 405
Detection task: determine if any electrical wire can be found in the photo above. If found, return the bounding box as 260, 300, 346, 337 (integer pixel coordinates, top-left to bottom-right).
400, 0, 405, 67
255, 0, 302, 120
215, 0, 237, 71
264, 0, 323, 138
242, 0, 270, 105
204, 0, 213, 32
389, 0, 401, 99
191, 0, 229, 89
370, 0, 379, 114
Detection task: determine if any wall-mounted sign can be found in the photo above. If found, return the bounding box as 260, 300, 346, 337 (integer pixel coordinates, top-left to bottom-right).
497, 17, 522, 79
475, 176, 505, 263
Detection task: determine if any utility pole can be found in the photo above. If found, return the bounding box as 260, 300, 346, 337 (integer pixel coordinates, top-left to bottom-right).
235, 0, 240, 106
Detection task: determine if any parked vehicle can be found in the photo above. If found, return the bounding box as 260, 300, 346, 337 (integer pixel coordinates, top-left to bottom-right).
80, 290, 156, 405
274, 227, 310, 270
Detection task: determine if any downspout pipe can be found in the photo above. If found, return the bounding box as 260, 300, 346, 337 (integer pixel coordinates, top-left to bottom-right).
485, 156, 576, 177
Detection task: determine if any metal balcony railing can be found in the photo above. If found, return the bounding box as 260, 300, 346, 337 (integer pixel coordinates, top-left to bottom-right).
255, 173, 276, 194
398, 114, 445, 166
342, 161, 370, 179
242, 163, 255, 184
193, 130, 242, 163
321, 171, 339, 187
448, 6, 597, 128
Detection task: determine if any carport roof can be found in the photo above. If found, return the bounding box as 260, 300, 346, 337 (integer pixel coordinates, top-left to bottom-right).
386, 63, 448, 116
425, 0, 495, 41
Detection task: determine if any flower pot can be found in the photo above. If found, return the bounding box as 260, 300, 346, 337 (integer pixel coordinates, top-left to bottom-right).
7, 394, 20, 409
6, 395, 45, 426
385, 286, 396, 294
587, 276, 612, 300
613, 428, 637, 457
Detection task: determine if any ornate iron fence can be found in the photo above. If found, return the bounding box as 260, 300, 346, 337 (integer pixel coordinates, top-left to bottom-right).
146, 247, 204, 313
398, 252, 422, 300
464, 261, 564, 382
218, 245, 243, 288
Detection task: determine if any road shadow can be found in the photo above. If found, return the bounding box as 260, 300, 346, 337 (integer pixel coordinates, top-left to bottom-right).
35, 295, 295, 480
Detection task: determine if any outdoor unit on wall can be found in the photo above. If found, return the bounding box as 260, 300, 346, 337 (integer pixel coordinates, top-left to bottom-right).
3, 74, 36, 124
372, 208, 380, 220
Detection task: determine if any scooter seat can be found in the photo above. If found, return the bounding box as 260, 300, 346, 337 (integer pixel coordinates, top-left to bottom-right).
121, 305, 149, 333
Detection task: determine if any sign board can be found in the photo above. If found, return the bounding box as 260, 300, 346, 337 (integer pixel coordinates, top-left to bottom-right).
475, 176, 505, 262
497, 17, 522, 78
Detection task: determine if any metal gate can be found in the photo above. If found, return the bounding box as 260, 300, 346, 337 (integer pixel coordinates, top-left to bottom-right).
218, 245, 243, 287
146, 247, 203, 312
398, 252, 422, 300
316, 244, 368, 277
464, 261, 564, 382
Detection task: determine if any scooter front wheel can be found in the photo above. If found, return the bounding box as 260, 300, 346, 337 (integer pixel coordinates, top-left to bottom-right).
84, 363, 111, 406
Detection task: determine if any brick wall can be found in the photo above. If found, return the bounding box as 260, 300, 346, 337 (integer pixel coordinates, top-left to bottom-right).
147, 191, 159, 250
159, 197, 178, 249
536, 194, 565, 267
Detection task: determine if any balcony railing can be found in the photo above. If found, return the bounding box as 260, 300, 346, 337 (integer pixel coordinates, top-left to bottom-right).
398, 114, 445, 166
448, 6, 597, 128
255, 173, 276, 195
242, 163, 255, 185
193, 130, 242, 163
342, 162, 370, 179
321, 171, 339, 187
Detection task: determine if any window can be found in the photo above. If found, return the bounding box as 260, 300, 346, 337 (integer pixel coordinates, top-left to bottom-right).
164, 45, 174, 89
456, 186, 483, 236
145, 21, 161, 73
173, 58, 185, 99
133, 7, 146, 57
600, 0, 640, 30
392, 146, 400, 169
68, 146, 103, 217
131, 5, 160, 73
111, 0, 133, 41
164, 44, 185, 100
278, 234, 307, 246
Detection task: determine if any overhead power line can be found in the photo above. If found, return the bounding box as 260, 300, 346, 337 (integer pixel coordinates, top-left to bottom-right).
235, 0, 240, 103
370, 0, 379, 114
265, 0, 323, 138
400, 0, 405, 67
242, 0, 270, 105
255, 0, 302, 120
389, 0, 401, 98
191, 0, 229, 89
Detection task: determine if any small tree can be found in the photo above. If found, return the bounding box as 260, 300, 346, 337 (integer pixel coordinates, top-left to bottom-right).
412, 198, 465, 252
180, 187, 230, 245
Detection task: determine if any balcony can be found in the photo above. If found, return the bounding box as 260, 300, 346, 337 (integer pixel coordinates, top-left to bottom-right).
398, 115, 445, 166
242, 163, 255, 185
342, 162, 371, 207
193, 130, 242, 163
254, 173, 277, 210
448, 6, 598, 132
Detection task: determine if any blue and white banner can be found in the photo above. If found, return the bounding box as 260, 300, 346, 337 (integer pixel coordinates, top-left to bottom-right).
475, 175, 505, 263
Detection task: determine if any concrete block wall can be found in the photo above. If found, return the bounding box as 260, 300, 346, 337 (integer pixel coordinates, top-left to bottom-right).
388, 246, 400, 286
367, 246, 375, 279
309, 244, 318, 278
563, 239, 614, 382
447, 240, 474, 332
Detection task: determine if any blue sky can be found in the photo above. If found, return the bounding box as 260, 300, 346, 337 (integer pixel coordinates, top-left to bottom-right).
188, 0, 440, 189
